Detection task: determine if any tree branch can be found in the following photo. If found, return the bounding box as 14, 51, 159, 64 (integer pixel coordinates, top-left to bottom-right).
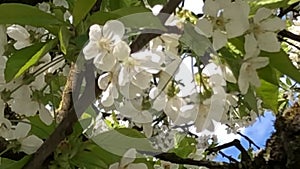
278, 29, 300, 42
23, 0, 184, 168
154, 152, 238, 169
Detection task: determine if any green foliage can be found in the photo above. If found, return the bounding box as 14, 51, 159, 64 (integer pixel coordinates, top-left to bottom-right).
147, 0, 168, 6
92, 128, 158, 156
0, 156, 30, 169
58, 26, 71, 55
0, 3, 66, 27
72, 0, 97, 26
261, 50, 300, 83
173, 133, 197, 158
256, 79, 279, 113
100, 0, 141, 11
180, 23, 211, 56
4, 39, 58, 82
28, 115, 56, 139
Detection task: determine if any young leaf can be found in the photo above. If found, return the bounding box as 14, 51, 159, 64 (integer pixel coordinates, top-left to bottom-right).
72, 0, 97, 26
92, 128, 157, 156
256, 79, 279, 113
261, 50, 300, 83
1, 156, 31, 169
4, 39, 58, 82
58, 26, 71, 55
180, 23, 211, 56
0, 3, 66, 26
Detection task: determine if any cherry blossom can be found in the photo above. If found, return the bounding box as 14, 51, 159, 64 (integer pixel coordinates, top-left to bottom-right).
238, 49, 269, 94
195, 0, 249, 50
245, 7, 285, 53
83, 20, 125, 71
7, 24, 31, 50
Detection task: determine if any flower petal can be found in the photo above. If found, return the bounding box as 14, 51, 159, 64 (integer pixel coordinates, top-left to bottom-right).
108, 162, 119, 169
38, 106, 53, 126
254, 7, 272, 24
98, 72, 111, 90
7, 25, 30, 41
20, 135, 43, 154
238, 63, 250, 94
212, 30, 227, 50
248, 71, 261, 87
250, 57, 269, 69
260, 17, 285, 31
113, 41, 130, 61
244, 33, 259, 59
83, 42, 100, 60
128, 163, 148, 169
257, 32, 281, 52
89, 24, 102, 41
103, 20, 125, 44
203, 0, 219, 17
120, 148, 136, 167
195, 18, 213, 37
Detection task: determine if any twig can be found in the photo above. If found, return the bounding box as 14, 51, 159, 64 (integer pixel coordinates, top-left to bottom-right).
237, 131, 260, 150
219, 151, 239, 163
153, 152, 238, 169
206, 139, 251, 163
23, 0, 184, 168
278, 2, 300, 18
278, 29, 300, 43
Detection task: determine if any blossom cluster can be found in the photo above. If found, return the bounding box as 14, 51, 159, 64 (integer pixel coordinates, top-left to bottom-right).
0, 0, 70, 154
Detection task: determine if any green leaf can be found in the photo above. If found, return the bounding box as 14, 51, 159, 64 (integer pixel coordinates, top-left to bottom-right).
87, 12, 120, 25
4, 39, 58, 82
261, 50, 300, 83
28, 115, 56, 139
112, 6, 150, 16
73, 0, 97, 26
256, 79, 278, 113
87, 7, 152, 28
100, 0, 141, 11
92, 128, 157, 156
147, 0, 168, 6
58, 26, 71, 55
173, 133, 197, 158
84, 142, 121, 165
289, 0, 300, 4
257, 65, 279, 86
118, 12, 166, 30
0, 3, 65, 26
244, 88, 258, 113
0, 156, 31, 169
71, 148, 108, 169
180, 23, 211, 56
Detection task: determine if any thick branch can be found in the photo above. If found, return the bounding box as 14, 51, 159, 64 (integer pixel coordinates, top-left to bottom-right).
23, 0, 183, 168
278, 29, 300, 42
154, 152, 237, 169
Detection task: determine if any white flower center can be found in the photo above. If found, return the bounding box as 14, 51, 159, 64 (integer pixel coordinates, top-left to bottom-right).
97, 38, 112, 52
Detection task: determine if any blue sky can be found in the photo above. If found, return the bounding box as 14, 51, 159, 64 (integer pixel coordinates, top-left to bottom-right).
182, 0, 277, 162
215, 111, 275, 161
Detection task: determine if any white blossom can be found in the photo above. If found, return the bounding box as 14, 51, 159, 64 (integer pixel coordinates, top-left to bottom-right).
8, 121, 43, 154
238, 50, 269, 94
53, 0, 69, 8
245, 7, 285, 53
195, 0, 249, 50
83, 21, 125, 71
7, 25, 31, 50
